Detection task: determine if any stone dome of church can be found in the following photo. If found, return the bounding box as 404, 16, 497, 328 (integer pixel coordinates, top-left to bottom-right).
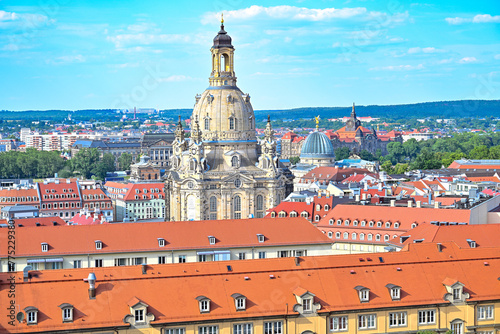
300, 131, 335, 159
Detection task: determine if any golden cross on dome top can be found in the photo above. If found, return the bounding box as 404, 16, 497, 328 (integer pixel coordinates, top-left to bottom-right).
221, 13, 224, 24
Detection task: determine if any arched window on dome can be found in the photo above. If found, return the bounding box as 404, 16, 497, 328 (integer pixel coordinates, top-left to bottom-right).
233, 195, 241, 219
220, 53, 229, 72
209, 196, 217, 220
204, 118, 210, 131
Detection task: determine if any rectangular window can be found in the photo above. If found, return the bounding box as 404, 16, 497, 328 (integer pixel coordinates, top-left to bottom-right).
8, 262, 15, 272
134, 257, 145, 265
478, 305, 494, 320
358, 314, 376, 329
63, 308, 72, 321
303, 298, 311, 312
200, 300, 210, 312
165, 328, 185, 334
114, 258, 127, 266
278, 251, 289, 258
158, 256, 166, 264
264, 322, 283, 334
199, 326, 218, 334
135, 309, 144, 323
330, 316, 348, 332
234, 323, 252, 334
258, 251, 266, 259
198, 254, 207, 262
453, 287, 461, 300
46, 262, 62, 270
27, 311, 36, 324
389, 312, 407, 327
73, 260, 82, 269
178, 255, 186, 263
418, 310, 436, 324
238, 253, 246, 260
95, 259, 103, 267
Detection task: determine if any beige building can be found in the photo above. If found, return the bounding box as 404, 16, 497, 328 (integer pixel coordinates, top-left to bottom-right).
165, 22, 292, 221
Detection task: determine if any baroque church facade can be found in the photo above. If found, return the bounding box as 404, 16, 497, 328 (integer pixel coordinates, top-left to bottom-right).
164, 21, 292, 221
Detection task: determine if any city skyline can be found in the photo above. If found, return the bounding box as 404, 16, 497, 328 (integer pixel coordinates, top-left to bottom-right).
0, 0, 499, 111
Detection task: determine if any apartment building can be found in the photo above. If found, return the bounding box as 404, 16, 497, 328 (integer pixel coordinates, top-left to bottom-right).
1, 242, 498, 334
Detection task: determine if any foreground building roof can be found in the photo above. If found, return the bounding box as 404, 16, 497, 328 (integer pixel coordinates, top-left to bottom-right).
1, 242, 499, 333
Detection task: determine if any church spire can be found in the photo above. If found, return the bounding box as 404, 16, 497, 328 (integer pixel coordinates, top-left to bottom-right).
175, 115, 185, 141
210, 17, 236, 87
264, 115, 274, 140
191, 115, 202, 143
351, 102, 356, 118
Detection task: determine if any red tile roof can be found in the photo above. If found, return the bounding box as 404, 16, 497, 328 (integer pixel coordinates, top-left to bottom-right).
123, 183, 165, 201
0, 216, 66, 227
390, 223, 500, 248
2, 242, 499, 333
0, 217, 331, 257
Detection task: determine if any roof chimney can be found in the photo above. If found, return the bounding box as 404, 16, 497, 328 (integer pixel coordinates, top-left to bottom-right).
355, 195, 360, 202
361, 193, 367, 200
390, 199, 395, 207
142, 263, 147, 275
437, 243, 442, 252
416, 201, 421, 208
87, 273, 96, 299
434, 201, 440, 209
407, 200, 412, 208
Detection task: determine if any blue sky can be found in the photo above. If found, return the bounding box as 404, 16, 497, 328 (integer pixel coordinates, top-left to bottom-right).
0, 0, 499, 111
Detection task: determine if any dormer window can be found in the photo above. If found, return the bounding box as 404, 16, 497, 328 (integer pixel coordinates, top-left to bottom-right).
386, 284, 401, 300
443, 278, 469, 303
231, 293, 247, 311
158, 238, 166, 247
257, 234, 265, 243
467, 239, 476, 248
95, 240, 102, 250
58, 303, 73, 322
196, 296, 211, 313
453, 287, 461, 300
355, 286, 370, 302
41, 242, 48, 252
208, 236, 216, 245
293, 287, 317, 314
24, 307, 38, 325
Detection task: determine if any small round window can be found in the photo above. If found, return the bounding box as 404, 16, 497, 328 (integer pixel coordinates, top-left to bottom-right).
234, 179, 242, 188
187, 181, 194, 189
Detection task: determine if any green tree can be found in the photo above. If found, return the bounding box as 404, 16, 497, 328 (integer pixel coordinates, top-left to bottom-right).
410, 149, 442, 170
94, 153, 116, 180
403, 138, 420, 160
387, 142, 405, 163
335, 147, 350, 160
381, 161, 395, 173
359, 150, 375, 161
289, 156, 300, 165
71, 148, 100, 178
468, 145, 489, 159
117, 152, 133, 170
394, 163, 410, 174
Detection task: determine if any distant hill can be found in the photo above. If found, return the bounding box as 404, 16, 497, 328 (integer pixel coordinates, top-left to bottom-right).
1, 100, 498, 122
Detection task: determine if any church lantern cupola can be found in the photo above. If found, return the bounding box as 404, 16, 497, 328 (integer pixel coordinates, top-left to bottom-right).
210, 14, 236, 87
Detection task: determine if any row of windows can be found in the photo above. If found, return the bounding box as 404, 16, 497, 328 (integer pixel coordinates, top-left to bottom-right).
0, 196, 39, 202
135, 188, 162, 194
330, 309, 494, 332
43, 193, 78, 199
326, 231, 397, 242
329, 219, 409, 229
134, 194, 163, 199
42, 202, 80, 209
82, 194, 106, 200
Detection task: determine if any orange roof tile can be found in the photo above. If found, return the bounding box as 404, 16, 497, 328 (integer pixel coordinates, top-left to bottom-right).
2, 242, 499, 333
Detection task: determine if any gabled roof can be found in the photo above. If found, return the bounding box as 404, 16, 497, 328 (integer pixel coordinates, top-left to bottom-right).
2, 242, 499, 333
0, 216, 66, 227
0, 217, 331, 257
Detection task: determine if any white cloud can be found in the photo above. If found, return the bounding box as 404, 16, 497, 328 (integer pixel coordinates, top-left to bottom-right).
494, 54, 500, 60
472, 14, 500, 23
445, 14, 500, 25
158, 75, 193, 82
107, 33, 191, 48
0, 10, 53, 29
202, 5, 372, 24
48, 55, 86, 65
370, 64, 424, 71
437, 58, 453, 64
459, 57, 478, 64
408, 47, 444, 54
